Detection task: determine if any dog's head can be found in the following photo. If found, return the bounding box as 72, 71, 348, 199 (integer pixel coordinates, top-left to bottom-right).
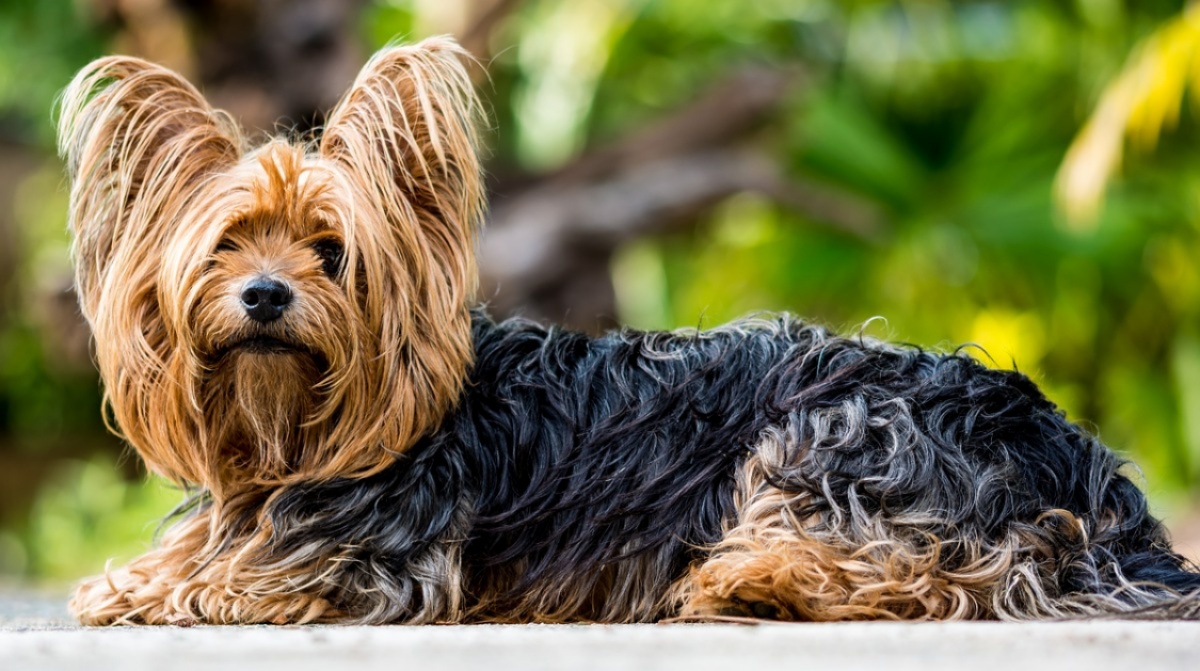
58, 38, 484, 495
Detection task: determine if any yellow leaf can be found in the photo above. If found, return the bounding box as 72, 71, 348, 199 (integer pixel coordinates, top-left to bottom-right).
1056, 4, 1200, 227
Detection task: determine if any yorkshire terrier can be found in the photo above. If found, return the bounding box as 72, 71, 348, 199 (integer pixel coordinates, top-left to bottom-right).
59, 37, 1199, 625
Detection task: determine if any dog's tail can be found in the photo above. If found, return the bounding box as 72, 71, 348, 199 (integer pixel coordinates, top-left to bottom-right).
1001, 537, 1200, 620
1097, 550, 1200, 619
1002, 417, 1200, 620
1122, 551, 1200, 592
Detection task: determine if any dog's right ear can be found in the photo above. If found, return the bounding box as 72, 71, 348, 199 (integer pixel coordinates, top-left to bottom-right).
57, 57, 241, 323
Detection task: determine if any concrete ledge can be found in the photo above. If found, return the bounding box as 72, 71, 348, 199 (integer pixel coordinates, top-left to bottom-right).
3, 593, 1199, 671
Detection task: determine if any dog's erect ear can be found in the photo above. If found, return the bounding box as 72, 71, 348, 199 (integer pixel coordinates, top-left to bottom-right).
320, 37, 484, 310
57, 56, 241, 324
58, 58, 241, 487
313, 38, 484, 466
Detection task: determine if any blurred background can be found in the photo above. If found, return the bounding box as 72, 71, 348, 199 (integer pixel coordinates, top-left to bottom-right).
1, 0, 1199, 587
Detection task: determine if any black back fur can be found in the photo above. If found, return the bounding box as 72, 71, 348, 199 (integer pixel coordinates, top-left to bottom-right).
267, 309, 1200, 621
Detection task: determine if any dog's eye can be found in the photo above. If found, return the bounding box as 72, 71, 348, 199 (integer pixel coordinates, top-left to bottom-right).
207, 240, 237, 269
313, 239, 345, 277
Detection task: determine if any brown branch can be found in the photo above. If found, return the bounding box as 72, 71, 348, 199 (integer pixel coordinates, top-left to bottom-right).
481, 149, 883, 327
478, 63, 886, 329
542, 67, 802, 186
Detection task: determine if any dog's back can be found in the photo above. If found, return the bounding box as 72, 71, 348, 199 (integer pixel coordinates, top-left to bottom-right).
268, 310, 1200, 622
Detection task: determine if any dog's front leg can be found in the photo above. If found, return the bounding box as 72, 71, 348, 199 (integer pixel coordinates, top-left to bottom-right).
71, 556, 340, 626
73, 565, 343, 626
73, 538, 467, 625
70, 511, 343, 626
69, 513, 211, 626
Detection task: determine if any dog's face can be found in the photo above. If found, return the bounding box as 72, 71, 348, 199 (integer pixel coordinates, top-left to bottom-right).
58, 39, 484, 494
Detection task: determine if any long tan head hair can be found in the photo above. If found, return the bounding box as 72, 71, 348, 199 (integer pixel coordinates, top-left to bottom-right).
58, 38, 484, 497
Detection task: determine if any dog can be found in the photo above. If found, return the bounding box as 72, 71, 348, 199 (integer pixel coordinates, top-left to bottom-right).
58, 37, 1200, 625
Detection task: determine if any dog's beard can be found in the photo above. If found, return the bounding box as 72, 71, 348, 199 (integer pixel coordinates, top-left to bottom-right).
204, 348, 326, 481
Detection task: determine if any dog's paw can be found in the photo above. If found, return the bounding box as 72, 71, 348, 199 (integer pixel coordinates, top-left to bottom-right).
70, 574, 142, 626
69, 569, 190, 626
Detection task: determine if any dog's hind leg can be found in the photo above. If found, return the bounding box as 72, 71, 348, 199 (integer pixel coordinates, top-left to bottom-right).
677, 425, 1013, 621
678, 407, 1200, 622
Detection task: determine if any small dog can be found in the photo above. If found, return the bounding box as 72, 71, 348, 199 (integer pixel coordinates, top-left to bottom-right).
59, 37, 1199, 625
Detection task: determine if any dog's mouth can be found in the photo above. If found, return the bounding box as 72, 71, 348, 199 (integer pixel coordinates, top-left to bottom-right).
234, 335, 300, 354
215, 335, 309, 358
209, 333, 332, 374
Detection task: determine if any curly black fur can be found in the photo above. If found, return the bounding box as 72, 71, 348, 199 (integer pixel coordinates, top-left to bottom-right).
266, 309, 1200, 622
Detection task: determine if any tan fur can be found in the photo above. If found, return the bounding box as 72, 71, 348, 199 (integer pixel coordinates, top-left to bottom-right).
69, 486, 471, 626
70, 499, 340, 626
58, 38, 484, 497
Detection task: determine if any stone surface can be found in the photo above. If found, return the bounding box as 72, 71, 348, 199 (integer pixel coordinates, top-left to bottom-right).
2, 591, 1199, 671
0, 589, 72, 629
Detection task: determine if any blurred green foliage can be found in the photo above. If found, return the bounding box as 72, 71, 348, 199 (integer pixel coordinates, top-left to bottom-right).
0, 2, 107, 145
20, 459, 183, 579
2, 0, 1200, 582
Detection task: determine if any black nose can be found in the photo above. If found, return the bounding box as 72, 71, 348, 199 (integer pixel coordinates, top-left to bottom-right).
241, 277, 292, 323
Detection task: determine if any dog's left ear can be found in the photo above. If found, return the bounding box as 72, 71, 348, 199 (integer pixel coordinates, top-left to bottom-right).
314, 38, 485, 467
320, 37, 484, 303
